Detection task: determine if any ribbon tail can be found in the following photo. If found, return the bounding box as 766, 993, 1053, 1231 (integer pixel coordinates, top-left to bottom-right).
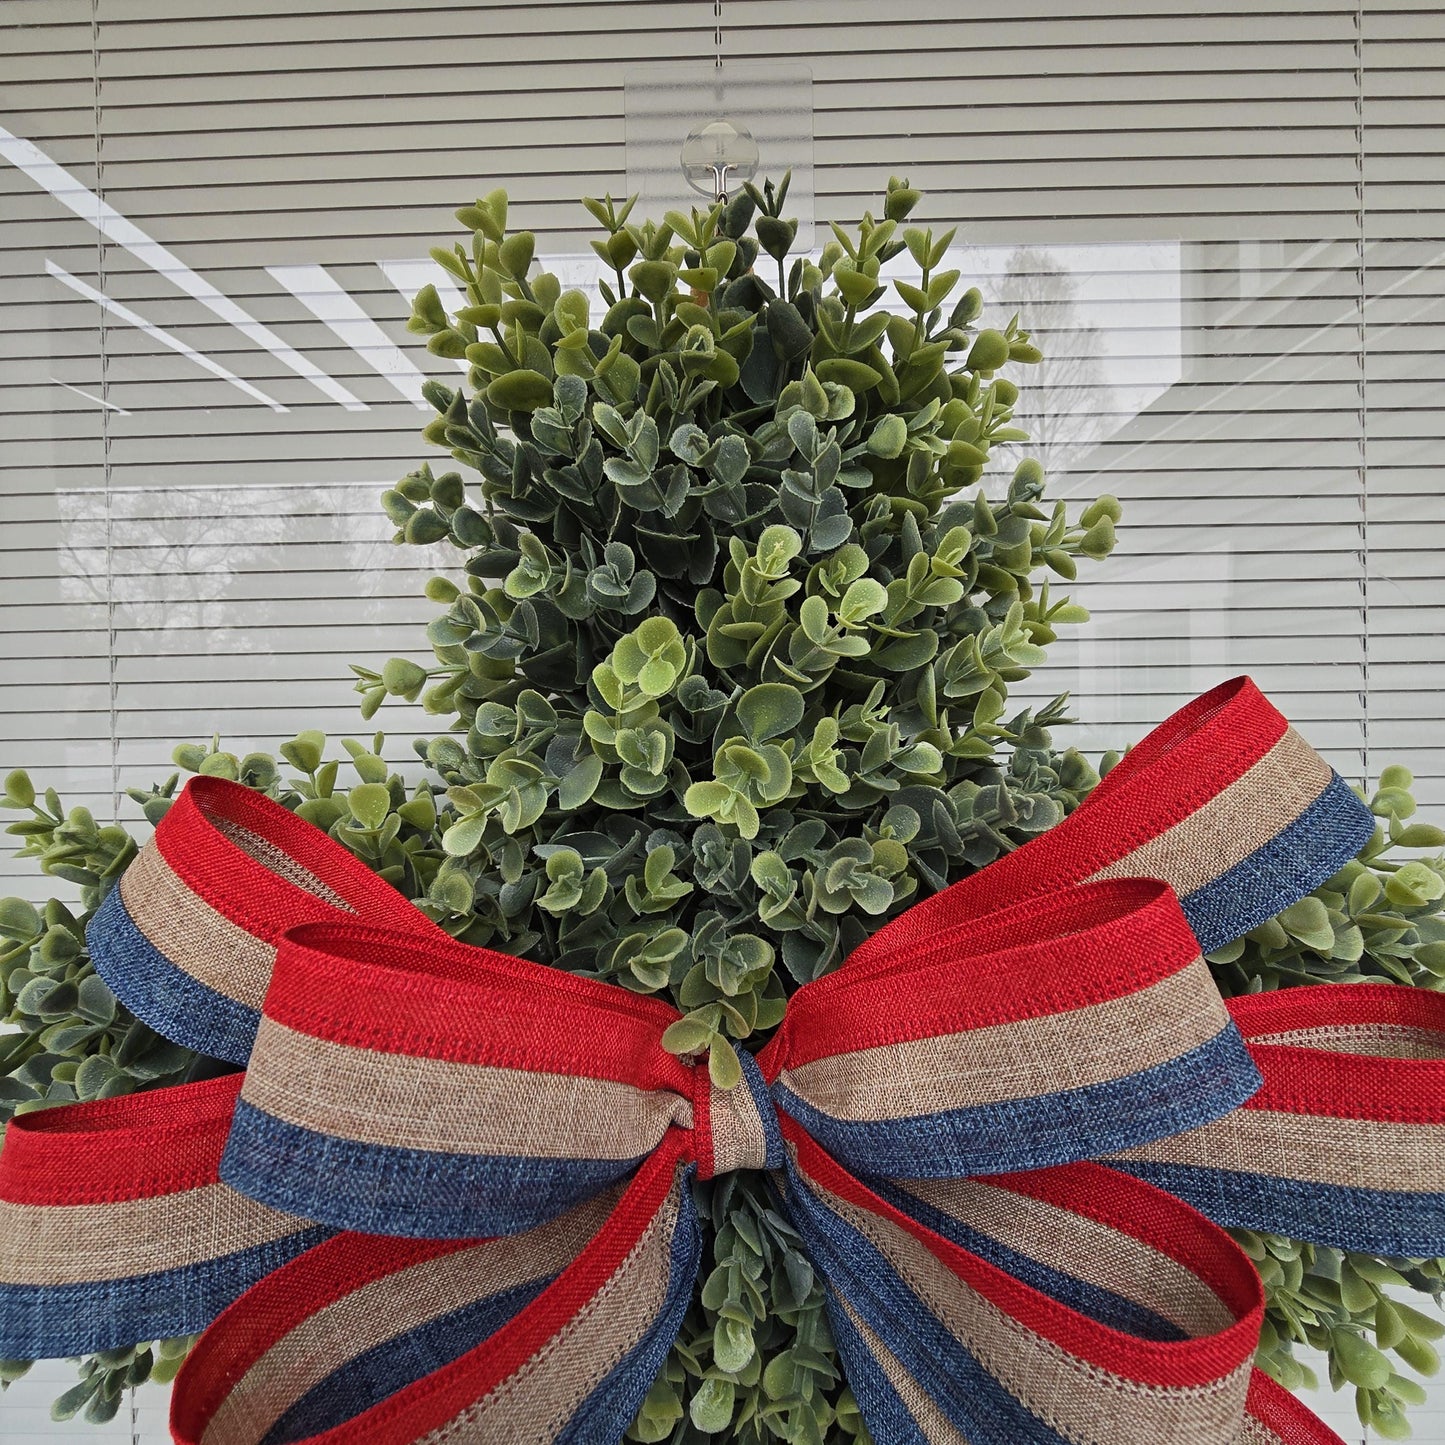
0, 1076, 326, 1359
818, 1322, 1344, 1445
1107, 984, 1445, 1256
171, 1137, 699, 1445
868, 1166, 1347, 1443
777, 1117, 1265, 1444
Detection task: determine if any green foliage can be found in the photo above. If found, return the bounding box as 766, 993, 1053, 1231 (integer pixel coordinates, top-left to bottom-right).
0, 774, 180, 1120
25, 1335, 195, 1424
651, 1174, 870, 1445
1211, 766, 1445, 993
374, 176, 1114, 1041
1238, 1230, 1442, 1441
4, 175, 1440, 1441
1212, 766, 1445, 1436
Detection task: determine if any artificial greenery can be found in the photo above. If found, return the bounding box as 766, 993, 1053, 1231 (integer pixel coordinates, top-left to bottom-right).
1, 176, 1442, 1439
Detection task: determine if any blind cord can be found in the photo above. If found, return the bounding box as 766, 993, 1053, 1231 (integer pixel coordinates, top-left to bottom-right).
90, 1, 132, 1432
90, 0, 121, 842
1355, 0, 1372, 803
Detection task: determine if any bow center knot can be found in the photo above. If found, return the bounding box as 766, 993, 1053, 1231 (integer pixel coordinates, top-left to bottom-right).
692, 1046, 785, 1181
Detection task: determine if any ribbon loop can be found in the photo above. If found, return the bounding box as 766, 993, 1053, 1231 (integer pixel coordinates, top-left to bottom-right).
1110, 983, 1445, 1255
224, 919, 692, 1239
845, 677, 1374, 970
88, 775, 434, 1064
764, 879, 1262, 1177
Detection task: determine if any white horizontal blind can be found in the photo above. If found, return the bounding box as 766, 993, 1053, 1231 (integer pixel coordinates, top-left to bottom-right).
1364, 6, 1445, 808
2, 3, 1444, 1441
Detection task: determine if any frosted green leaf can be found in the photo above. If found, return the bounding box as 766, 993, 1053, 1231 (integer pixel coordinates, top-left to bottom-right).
1332, 1329, 1393, 1389
348, 784, 391, 832
689, 1377, 736, 1433
487, 370, 553, 412
3, 770, 34, 808
737, 684, 805, 743
1277, 897, 1335, 952
441, 814, 486, 857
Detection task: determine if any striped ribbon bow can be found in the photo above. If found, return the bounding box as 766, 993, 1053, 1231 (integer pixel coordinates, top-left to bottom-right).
3, 677, 1444, 1445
